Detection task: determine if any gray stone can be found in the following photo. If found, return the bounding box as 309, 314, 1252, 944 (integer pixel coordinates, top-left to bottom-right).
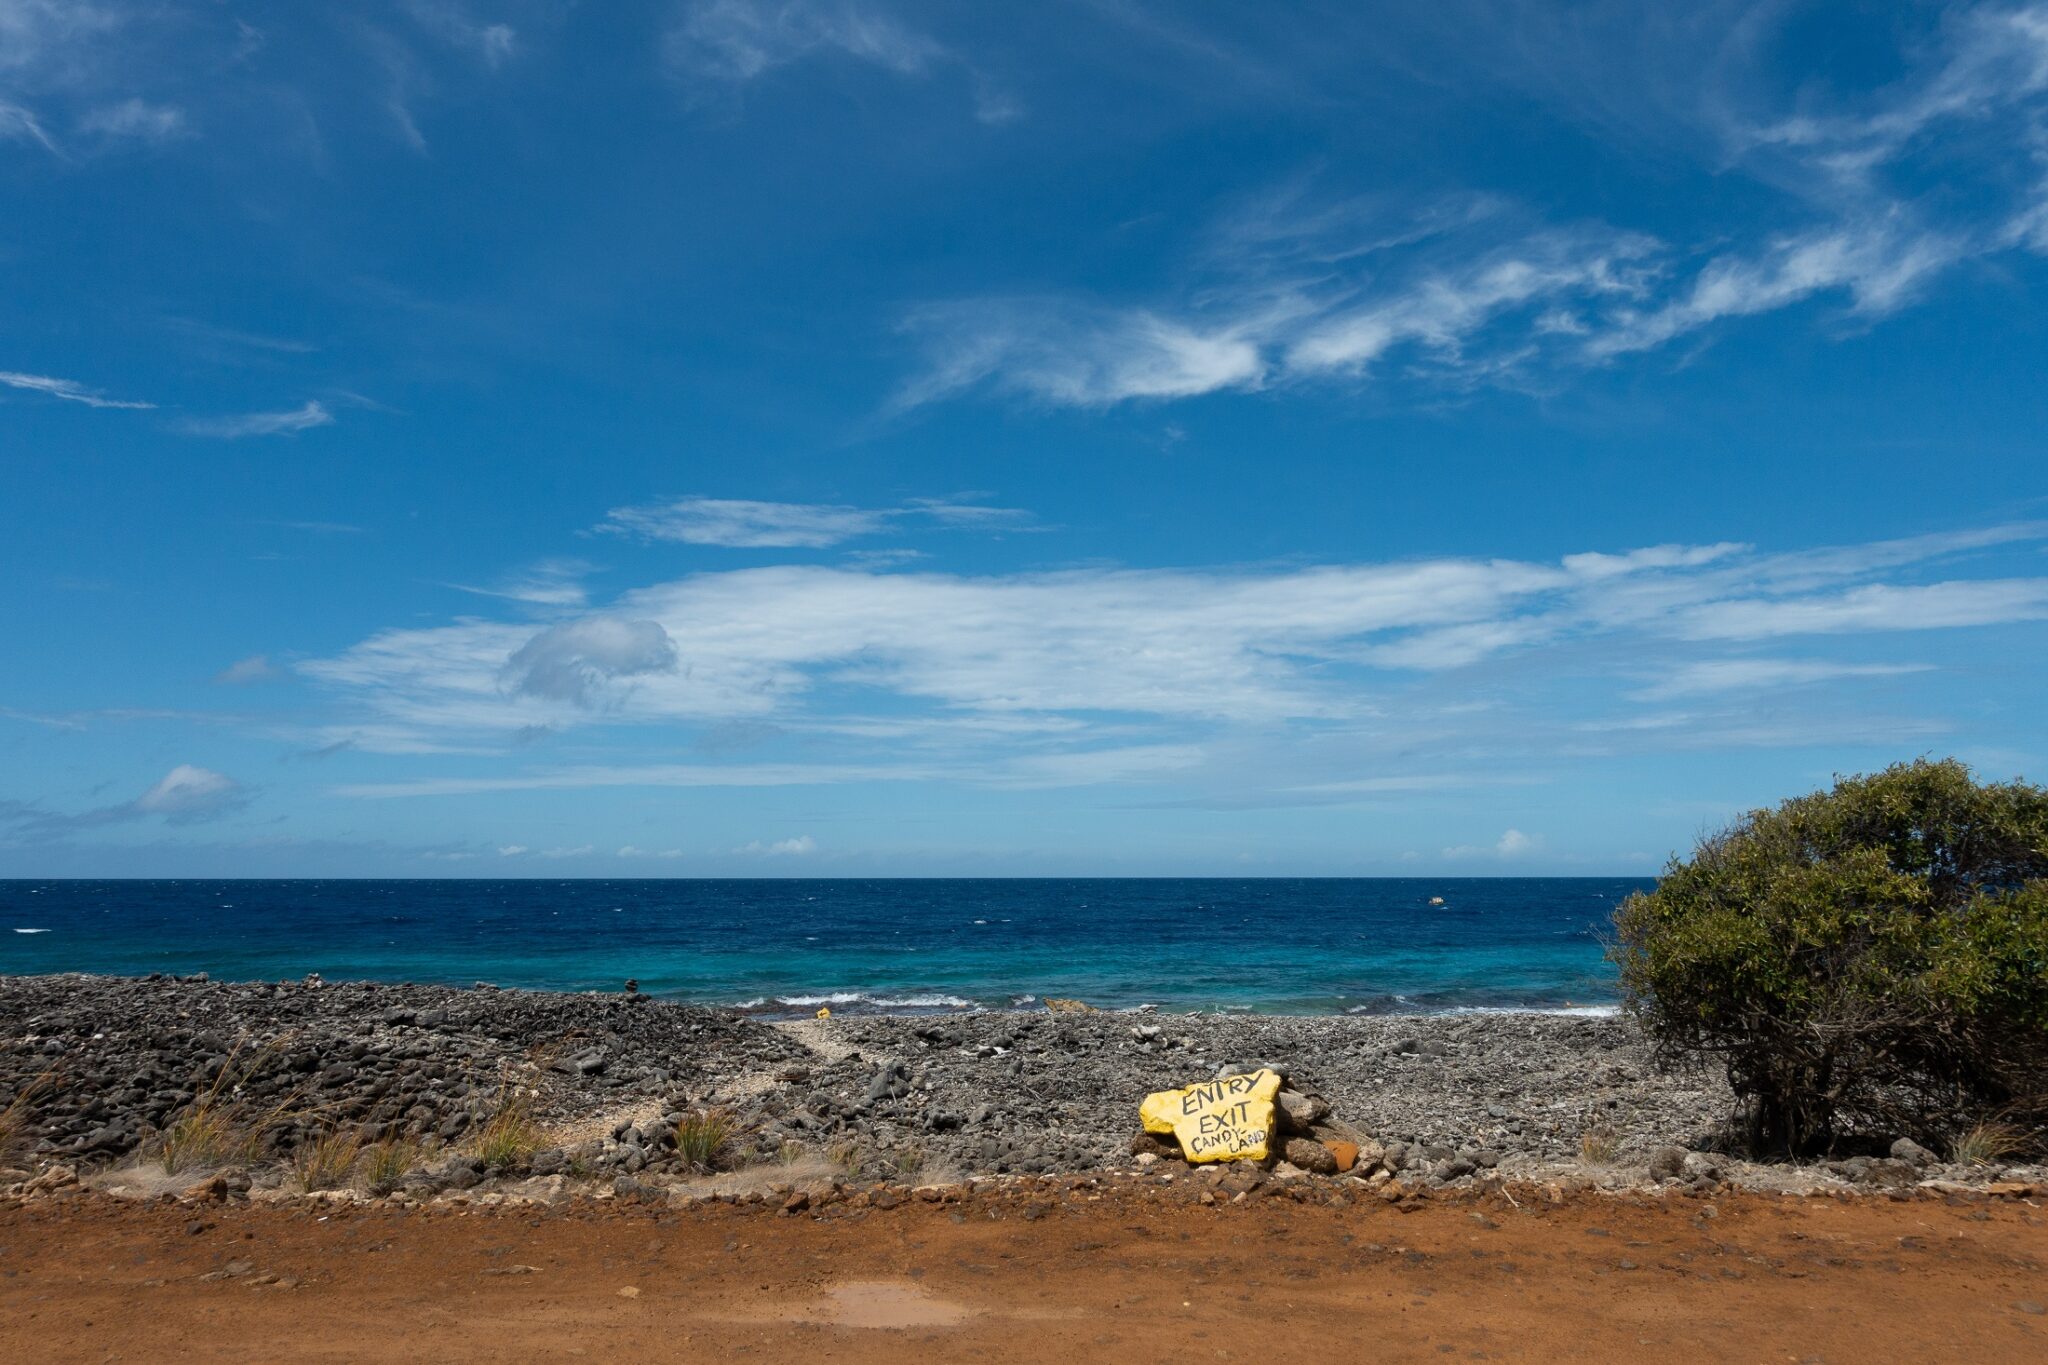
1647, 1146, 1688, 1181
1890, 1137, 1938, 1168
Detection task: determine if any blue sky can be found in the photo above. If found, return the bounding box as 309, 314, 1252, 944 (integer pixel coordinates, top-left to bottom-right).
4, 0, 2048, 876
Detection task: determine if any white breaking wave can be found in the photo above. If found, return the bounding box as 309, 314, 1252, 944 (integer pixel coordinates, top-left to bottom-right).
741, 990, 977, 1010
13, 928, 50, 934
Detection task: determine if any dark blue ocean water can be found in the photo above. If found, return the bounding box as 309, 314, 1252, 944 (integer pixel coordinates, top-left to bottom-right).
0, 879, 1648, 1016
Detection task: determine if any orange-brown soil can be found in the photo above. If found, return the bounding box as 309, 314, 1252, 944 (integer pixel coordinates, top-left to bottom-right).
3, 1188, 2044, 1362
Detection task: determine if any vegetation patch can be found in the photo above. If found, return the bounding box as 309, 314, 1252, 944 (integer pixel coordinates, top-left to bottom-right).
1613, 758, 2048, 1157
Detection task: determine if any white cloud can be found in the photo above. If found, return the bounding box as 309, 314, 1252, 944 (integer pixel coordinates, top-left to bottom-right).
735, 834, 815, 856
596, 495, 1030, 548
133, 765, 248, 823
79, 97, 185, 142
449, 558, 595, 607
496, 844, 528, 856
501, 616, 680, 706
302, 522, 2048, 763
898, 300, 1272, 407
402, 2, 518, 68
666, 0, 943, 82
539, 844, 594, 858
664, 0, 1015, 123
618, 845, 685, 858
1586, 219, 1965, 359
0, 370, 154, 409
1628, 658, 1934, 700
1679, 580, 2048, 640
179, 401, 333, 438
1442, 828, 1541, 859
896, 8, 2048, 410
603, 497, 888, 548
0, 99, 58, 152
214, 654, 280, 685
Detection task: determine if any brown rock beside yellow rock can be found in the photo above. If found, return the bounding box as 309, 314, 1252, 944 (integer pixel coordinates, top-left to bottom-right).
1138, 1069, 1282, 1163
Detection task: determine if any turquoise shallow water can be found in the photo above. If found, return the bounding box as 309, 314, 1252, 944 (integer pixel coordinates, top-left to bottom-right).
0, 878, 1649, 1016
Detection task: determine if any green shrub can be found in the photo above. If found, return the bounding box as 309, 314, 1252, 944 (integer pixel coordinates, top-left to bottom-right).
1612, 758, 2048, 1156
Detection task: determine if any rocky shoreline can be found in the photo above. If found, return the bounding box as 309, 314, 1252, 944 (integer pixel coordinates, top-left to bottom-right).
3, 974, 2039, 1205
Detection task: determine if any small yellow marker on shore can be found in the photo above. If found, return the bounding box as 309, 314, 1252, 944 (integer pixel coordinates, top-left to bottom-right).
816, 1006, 831, 1019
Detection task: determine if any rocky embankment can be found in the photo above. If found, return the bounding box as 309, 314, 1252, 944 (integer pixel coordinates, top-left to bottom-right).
2, 975, 2037, 1202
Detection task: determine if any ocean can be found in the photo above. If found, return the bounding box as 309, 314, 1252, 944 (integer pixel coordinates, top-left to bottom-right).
0, 878, 1648, 1017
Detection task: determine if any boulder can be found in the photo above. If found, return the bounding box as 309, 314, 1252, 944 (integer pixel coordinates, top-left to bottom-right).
1275, 1089, 1329, 1135
1890, 1137, 1938, 1168
1281, 1137, 1339, 1175
1129, 1130, 1179, 1160
1647, 1146, 1688, 1181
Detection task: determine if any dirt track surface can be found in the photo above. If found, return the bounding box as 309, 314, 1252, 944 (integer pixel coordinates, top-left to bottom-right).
3, 1190, 2045, 1363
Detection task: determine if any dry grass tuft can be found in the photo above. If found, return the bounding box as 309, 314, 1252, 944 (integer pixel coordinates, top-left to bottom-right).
1951, 1121, 2027, 1167
675, 1108, 738, 1173
364, 1136, 425, 1191
156, 1040, 308, 1176
467, 1092, 547, 1172
825, 1139, 864, 1177
291, 1127, 366, 1191
1578, 1125, 1622, 1166
0, 1069, 57, 1165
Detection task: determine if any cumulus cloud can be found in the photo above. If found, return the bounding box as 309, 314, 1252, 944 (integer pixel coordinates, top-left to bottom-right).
1442, 828, 1541, 859
179, 401, 333, 438
734, 834, 815, 856
133, 765, 248, 822
596, 495, 1030, 548
500, 616, 680, 706
0, 370, 154, 409
2, 764, 251, 837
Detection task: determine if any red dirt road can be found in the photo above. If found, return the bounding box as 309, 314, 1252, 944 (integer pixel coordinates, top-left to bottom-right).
3, 1188, 2044, 1362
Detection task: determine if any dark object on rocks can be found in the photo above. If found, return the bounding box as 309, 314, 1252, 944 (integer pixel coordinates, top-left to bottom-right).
1648, 1146, 1688, 1181
1130, 1131, 1178, 1160
624, 979, 639, 995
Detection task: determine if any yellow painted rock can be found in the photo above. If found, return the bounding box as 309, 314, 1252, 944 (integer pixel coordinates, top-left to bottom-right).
1139, 1069, 1281, 1164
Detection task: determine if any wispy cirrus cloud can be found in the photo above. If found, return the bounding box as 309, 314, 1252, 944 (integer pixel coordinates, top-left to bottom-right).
899, 5, 2048, 409
1626, 658, 1934, 701
447, 557, 596, 607
664, 0, 1018, 122
0, 369, 154, 409
178, 400, 334, 438
596, 494, 1031, 548
78, 96, 186, 143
